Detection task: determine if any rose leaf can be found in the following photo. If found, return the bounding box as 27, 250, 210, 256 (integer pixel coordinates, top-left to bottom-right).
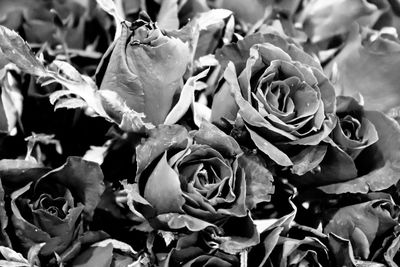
0, 26, 47, 77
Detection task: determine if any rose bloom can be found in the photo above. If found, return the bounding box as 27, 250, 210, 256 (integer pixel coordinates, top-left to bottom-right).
131, 122, 248, 230
9, 157, 105, 258
211, 32, 337, 170
96, 12, 191, 125
123, 123, 259, 254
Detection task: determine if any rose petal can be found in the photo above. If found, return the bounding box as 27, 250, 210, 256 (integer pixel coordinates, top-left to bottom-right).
31, 204, 84, 238
143, 152, 185, 214
194, 121, 242, 157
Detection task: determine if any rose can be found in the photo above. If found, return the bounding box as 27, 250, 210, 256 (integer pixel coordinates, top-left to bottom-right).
324, 199, 400, 259
124, 122, 259, 252
134, 122, 246, 227
96, 12, 191, 125
9, 157, 105, 259
289, 95, 380, 186
211, 32, 337, 169
332, 96, 379, 160
249, 200, 335, 267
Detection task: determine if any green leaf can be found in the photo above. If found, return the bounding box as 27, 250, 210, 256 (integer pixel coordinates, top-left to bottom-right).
0, 26, 47, 77
0, 70, 23, 134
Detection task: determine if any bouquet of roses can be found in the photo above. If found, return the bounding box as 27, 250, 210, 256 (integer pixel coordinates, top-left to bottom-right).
0, 0, 399, 266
